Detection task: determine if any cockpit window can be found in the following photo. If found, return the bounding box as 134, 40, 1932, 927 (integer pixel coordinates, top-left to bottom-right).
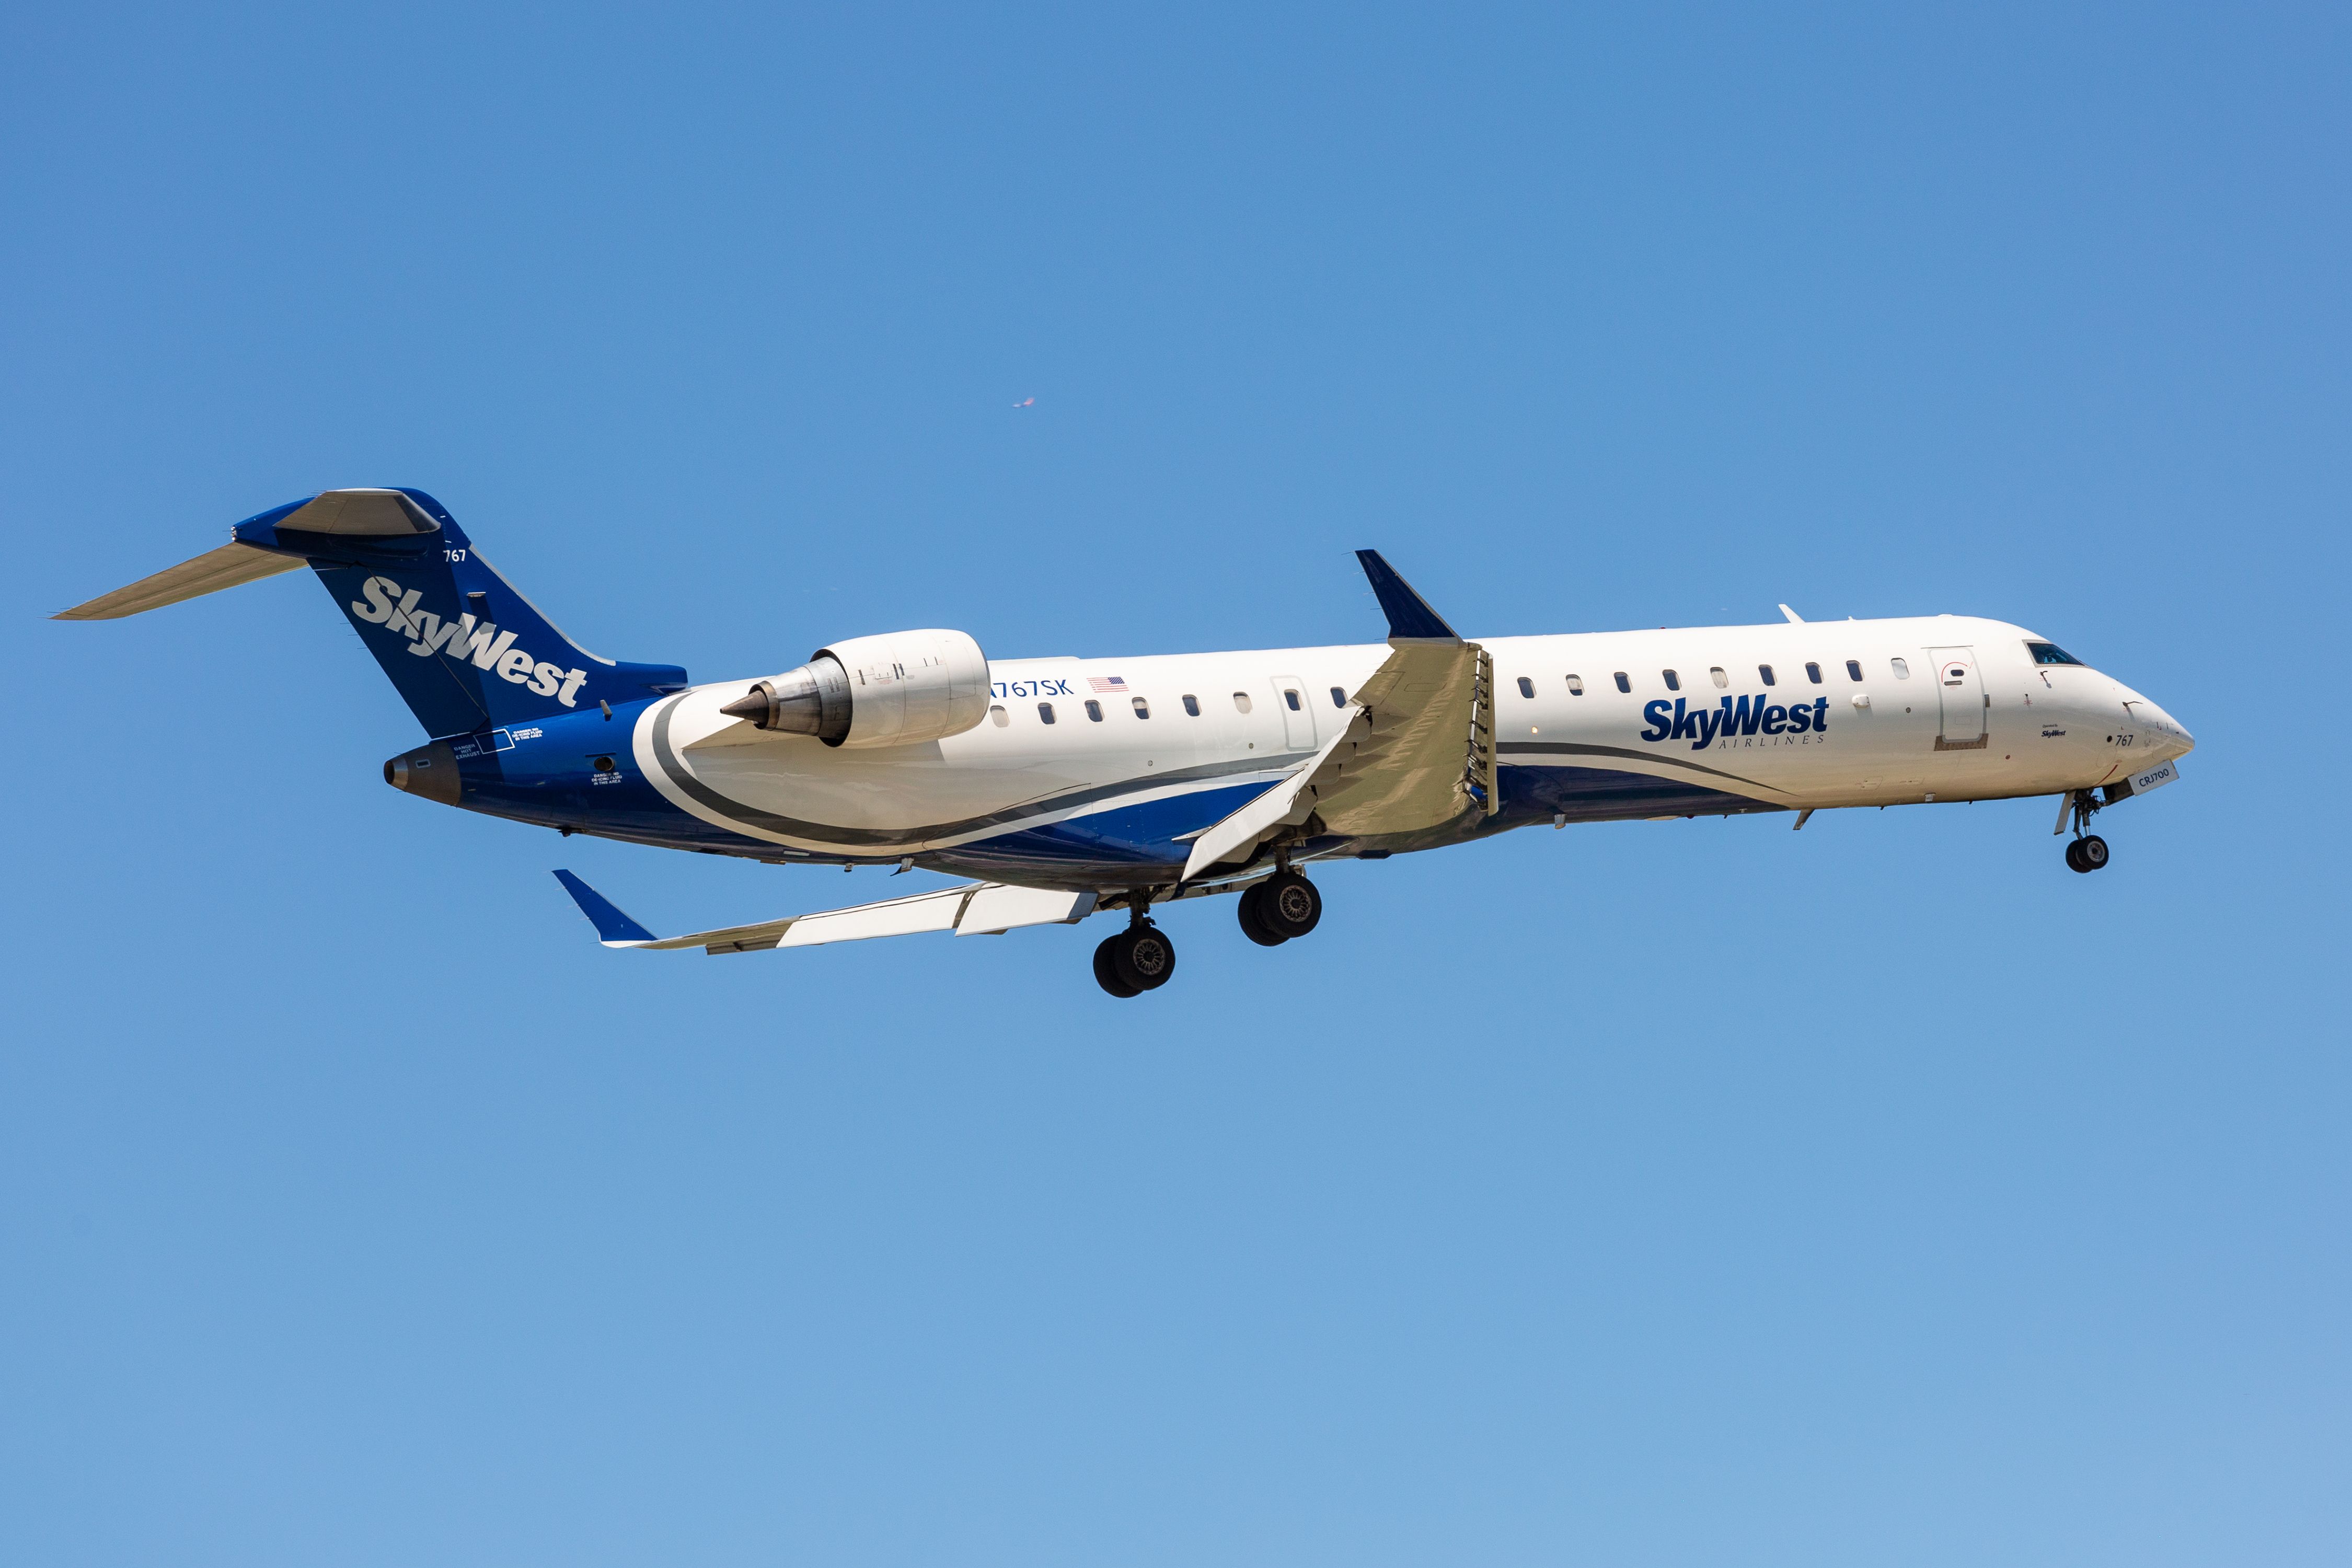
2025, 641, 2083, 666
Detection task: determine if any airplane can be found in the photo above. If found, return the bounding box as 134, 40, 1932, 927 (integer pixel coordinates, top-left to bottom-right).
55, 488, 2195, 997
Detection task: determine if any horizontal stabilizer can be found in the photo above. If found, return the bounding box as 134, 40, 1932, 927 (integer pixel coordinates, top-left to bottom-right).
554, 870, 1098, 955
52, 541, 304, 621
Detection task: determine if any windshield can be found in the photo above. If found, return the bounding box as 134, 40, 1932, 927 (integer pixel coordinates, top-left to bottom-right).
2025, 641, 2084, 667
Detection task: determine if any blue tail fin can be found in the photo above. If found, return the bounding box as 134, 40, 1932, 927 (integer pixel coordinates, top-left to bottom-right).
232, 489, 688, 739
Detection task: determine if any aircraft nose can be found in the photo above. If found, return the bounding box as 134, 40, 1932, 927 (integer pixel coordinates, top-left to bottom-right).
2137, 697, 2194, 758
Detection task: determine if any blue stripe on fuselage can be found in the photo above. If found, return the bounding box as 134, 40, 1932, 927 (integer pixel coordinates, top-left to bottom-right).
444, 722, 1778, 880
933, 780, 1269, 883
1491, 762, 1774, 826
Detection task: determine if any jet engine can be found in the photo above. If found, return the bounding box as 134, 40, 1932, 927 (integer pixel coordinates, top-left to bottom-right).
719, 629, 990, 750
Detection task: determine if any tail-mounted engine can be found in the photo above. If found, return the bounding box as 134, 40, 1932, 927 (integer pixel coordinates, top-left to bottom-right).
720, 629, 990, 749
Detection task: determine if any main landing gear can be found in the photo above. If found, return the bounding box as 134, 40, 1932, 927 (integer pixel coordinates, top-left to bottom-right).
1094, 900, 1177, 998
1091, 871, 1326, 997
2057, 788, 2112, 874
1238, 871, 1322, 946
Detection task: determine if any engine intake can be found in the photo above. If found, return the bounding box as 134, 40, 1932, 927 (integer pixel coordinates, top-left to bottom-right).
719, 629, 989, 750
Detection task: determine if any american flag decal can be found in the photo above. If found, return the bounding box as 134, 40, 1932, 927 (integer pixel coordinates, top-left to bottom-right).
1087, 676, 1128, 693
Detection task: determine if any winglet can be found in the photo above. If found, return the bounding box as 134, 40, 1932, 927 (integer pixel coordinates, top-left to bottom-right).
553, 870, 658, 946
1355, 550, 1459, 643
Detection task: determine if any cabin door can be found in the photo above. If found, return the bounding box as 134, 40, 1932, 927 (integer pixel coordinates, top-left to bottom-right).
1929, 647, 1987, 750
1270, 676, 1317, 751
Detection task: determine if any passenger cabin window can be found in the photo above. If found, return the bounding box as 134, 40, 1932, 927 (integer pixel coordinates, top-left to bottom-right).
1663, 669, 1681, 691
1516, 676, 1535, 698
1805, 662, 1823, 684
1710, 667, 1728, 688
1891, 658, 1910, 679
1566, 675, 1585, 695
1232, 691, 1253, 713
2025, 641, 2084, 666
988, 705, 1009, 728
1182, 694, 1200, 717
1132, 696, 1150, 719
1330, 686, 1346, 707
1845, 660, 1863, 681
1284, 688, 1302, 711
1037, 702, 1056, 724
1758, 664, 1777, 686
1084, 699, 1104, 721
1613, 672, 1631, 693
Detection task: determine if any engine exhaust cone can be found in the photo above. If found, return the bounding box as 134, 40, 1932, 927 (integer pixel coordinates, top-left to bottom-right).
719, 689, 770, 723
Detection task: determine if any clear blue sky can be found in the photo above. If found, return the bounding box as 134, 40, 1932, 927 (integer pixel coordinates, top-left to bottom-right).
5, 6, 2347, 1564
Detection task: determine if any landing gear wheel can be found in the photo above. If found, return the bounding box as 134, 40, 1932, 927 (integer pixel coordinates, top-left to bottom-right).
2067, 834, 2109, 874
1237, 883, 1288, 947
1113, 925, 1177, 991
1093, 935, 1142, 997
1259, 872, 1322, 939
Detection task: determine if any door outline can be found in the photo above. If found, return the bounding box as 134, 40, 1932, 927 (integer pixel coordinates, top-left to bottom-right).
1270, 675, 1316, 751
1928, 646, 1987, 751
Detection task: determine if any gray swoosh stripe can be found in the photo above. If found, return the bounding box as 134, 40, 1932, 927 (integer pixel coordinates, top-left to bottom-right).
1495, 740, 1781, 793
650, 697, 1298, 848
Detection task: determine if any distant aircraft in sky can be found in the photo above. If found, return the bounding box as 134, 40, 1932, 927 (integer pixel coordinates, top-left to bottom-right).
56, 490, 2193, 996
1013, 396, 1034, 408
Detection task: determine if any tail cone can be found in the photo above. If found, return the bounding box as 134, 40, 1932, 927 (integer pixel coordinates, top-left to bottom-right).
383, 741, 463, 806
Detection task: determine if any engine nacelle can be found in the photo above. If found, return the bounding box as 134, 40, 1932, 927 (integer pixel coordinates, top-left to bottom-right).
719, 629, 990, 750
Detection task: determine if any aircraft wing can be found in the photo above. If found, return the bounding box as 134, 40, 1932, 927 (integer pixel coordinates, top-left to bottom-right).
554, 870, 1098, 955
1182, 551, 1495, 880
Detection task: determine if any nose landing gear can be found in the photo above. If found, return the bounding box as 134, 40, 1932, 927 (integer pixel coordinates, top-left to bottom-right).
2056, 789, 2113, 873
2065, 834, 2109, 873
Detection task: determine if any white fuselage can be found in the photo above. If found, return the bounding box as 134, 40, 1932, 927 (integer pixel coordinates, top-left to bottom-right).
627, 613, 2192, 884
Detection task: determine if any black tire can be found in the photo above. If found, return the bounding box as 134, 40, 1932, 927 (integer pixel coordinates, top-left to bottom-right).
2064, 839, 2088, 872
1093, 935, 1142, 997
1237, 883, 1287, 947
2076, 834, 2109, 872
1113, 925, 1177, 991
1259, 872, 1322, 939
